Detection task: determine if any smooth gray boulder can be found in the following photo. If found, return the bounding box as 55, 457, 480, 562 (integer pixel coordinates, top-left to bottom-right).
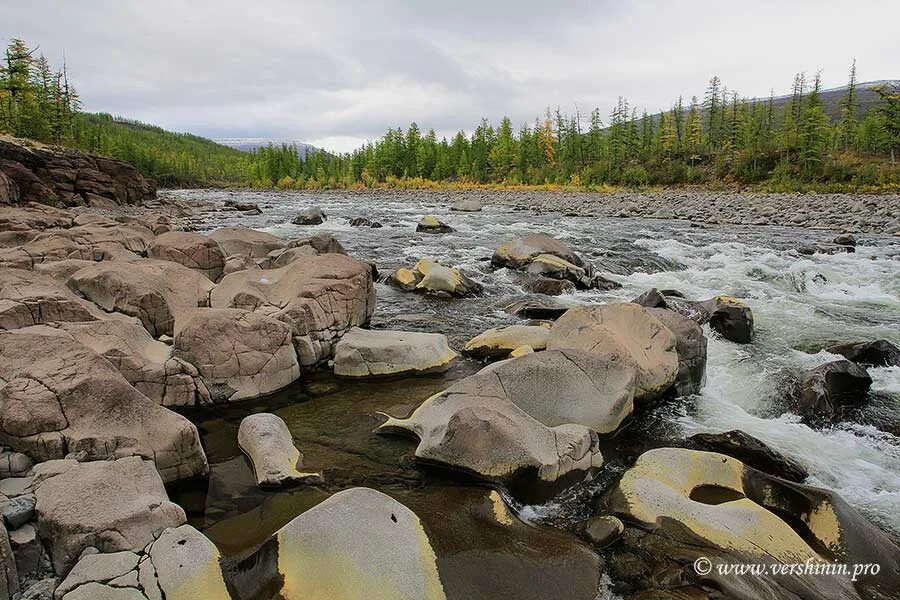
462, 324, 550, 360
548, 303, 678, 401
492, 234, 584, 270
237, 413, 321, 488
34, 457, 186, 573
379, 349, 636, 485
333, 328, 458, 377
0, 267, 102, 330
647, 307, 707, 396
416, 215, 453, 233
387, 258, 483, 298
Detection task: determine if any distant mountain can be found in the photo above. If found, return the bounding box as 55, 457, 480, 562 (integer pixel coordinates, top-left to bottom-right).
761, 79, 899, 121
215, 137, 319, 158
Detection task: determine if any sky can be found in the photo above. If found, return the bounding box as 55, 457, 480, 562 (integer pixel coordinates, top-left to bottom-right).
4, 0, 899, 153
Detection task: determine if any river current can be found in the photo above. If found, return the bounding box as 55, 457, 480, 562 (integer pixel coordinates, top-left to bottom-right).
163, 189, 900, 572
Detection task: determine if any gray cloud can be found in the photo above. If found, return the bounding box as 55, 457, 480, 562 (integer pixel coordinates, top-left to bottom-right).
4, 0, 899, 152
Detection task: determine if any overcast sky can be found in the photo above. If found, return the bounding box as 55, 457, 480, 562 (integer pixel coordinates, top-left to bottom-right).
4, 0, 899, 152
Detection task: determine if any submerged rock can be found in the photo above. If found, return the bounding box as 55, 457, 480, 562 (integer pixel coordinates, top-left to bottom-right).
211, 253, 375, 366
333, 327, 457, 377
799, 359, 872, 420
416, 215, 453, 233
705, 295, 754, 344
237, 413, 321, 488
689, 430, 808, 482
522, 276, 575, 296
33, 457, 186, 573
548, 303, 679, 402
833, 233, 857, 247
462, 324, 550, 360
348, 217, 382, 228
579, 515, 624, 549
224, 199, 262, 214
826, 339, 900, 368
378, 349, 637, 487
292, 206, 326, 225
504, 298, 570, 320
174, 308, 300, 402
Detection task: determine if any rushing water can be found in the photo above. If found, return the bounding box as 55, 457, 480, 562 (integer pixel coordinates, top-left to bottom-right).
164, 189, 900, 569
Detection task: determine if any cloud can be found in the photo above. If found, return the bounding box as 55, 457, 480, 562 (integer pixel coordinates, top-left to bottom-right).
4, 0, 899, 153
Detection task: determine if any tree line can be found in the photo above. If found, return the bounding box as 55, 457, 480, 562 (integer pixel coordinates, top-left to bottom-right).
2, 37, 898, 190
263, 64, 898, 190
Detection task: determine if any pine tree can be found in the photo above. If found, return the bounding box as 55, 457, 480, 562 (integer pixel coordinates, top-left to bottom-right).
839, 59, 859, 151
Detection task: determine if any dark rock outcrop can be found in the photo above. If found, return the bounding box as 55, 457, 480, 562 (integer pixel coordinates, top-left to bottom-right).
827, 339, 900, 368
689, 429, 808, 482
798, 360, 872, 420
0, 136, 156, 207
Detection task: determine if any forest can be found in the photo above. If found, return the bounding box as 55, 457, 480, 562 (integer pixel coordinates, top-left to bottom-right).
2, 38, 899, 191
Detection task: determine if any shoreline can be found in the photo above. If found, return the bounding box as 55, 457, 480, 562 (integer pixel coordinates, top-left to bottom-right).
162, 188, 900, 234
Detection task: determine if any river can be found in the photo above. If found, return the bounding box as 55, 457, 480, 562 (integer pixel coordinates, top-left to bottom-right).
163, 188, 900, 597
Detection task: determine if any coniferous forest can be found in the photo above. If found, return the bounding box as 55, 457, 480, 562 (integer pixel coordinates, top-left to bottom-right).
2, 38, 898, 191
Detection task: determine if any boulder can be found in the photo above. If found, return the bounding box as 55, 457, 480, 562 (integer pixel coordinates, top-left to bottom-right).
237, 413, 321, 487
833, 233, 856, 246
647, 308, 707, 396
223, 199, 261, 214
1, 494, 35, 529
0, 449, 33, 478
34, 457, 186, 573
221, 253, 258, 277
146, 231, 226, 281
450, 198, 482, 212
287, 233, 347, 256
388, 258, 482, 298
522, 276, 575, 296
0, 328, 208, 482
208, 227, 285, 259
32, 259, 97, 283
210, 254, 374, 366
54, 319, 210, 407
145, 525, 231, 600
43, 222, 155, 257
579, 515, 624, 548
260, 245, 318, 269
55, 550, 141, 598
416, 215, 453, 233
379, 349, 636, 485
262, 488, 445, 599
631, 288, 668, 308
333, 328, 457, 377
0, 521, 18, 599
826, 339, 900, 368
504, 298, 570, 320
67, 260, 215, 337
173, 308, 300, 402
0, 235, 95, 269
0, 171, 18, 205
606, 447, 900, 600
492, 234, 584, 270
349, 217, 381, 227
462, 324, 550, 360
799, 360, 872, 420
292, 206, 326, 225
0, 268, 102, 330
689, 430, 808, 482
548, 303, 679, 401
8, 522, 41, 580
704, 295, 754, 344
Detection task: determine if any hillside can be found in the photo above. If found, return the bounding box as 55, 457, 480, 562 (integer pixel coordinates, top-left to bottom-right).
764, 79, 898, 121
72, 113, 252, 187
